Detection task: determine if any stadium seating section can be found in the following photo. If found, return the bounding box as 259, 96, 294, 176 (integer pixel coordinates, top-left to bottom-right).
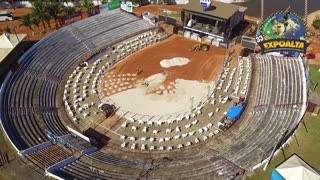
0, 9, 306, 180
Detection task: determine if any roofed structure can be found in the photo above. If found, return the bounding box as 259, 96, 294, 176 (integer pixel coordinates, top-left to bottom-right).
182, 1, 247, 20
271, 154, 320, 180
181, 1, 247, 46
0, 33, 26, 63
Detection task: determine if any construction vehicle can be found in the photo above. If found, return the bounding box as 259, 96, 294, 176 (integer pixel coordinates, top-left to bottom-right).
136, 68, 143, 75
189, 41, 209, 52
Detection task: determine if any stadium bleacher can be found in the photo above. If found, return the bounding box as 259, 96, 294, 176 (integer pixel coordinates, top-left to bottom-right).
0, 9, 307, 180
0, 10, 154, 151
212, 55, 306, 169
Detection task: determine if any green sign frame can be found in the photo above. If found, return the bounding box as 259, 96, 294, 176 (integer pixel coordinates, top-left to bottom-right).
108, 0, 120, 11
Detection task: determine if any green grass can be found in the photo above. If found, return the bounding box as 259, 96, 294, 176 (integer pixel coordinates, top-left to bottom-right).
309, 64, 320, 93
248, 113, 320, 180
0, 174, 11, 180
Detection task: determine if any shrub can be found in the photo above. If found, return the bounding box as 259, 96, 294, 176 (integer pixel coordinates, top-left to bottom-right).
312, 15, 320, 30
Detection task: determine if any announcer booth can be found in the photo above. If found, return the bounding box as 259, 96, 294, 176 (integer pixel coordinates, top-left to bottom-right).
181, 0, 247, 46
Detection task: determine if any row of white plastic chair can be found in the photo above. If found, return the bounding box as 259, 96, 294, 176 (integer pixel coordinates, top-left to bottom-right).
120, 122, 215, 143
224, 68, 237, 93
121, 128, 221, 150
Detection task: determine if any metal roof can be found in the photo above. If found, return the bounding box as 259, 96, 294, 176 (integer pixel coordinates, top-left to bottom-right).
182, 1, 247, 20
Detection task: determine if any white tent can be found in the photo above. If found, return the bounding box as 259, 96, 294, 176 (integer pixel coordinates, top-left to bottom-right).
0, 33, 26, 63
0, 34, 14, 48
274, 154, 320, 180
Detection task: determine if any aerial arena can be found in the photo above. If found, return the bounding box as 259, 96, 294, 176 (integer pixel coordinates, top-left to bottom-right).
0, 9, 307, 180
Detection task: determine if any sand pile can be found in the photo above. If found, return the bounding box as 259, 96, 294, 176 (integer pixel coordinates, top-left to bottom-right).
140, 73, 166, 93
160, 57, 190, 68
109, 79, 211, 116
144, 73, 166, 86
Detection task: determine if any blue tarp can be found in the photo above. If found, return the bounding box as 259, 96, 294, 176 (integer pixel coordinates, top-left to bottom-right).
271, 169, 285, 180
226, 105, 244, 119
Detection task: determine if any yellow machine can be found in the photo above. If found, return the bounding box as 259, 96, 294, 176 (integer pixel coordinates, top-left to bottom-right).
189, 40, 210, 52
136, 68, 143, 75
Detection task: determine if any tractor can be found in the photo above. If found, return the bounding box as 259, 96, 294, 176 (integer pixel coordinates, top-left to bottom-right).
189, 42, 209, 52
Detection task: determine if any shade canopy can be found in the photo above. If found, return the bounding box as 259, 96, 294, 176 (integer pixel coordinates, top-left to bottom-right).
226, 105, 244, 119
271, 154, 320, 180
0, 34, 14, 48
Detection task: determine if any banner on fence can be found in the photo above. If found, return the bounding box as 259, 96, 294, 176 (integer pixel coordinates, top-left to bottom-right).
60, 12, 82, 26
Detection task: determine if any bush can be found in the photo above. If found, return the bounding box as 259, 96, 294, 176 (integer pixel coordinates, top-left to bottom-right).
132, 0, 141, 5
312, 15, 320, 30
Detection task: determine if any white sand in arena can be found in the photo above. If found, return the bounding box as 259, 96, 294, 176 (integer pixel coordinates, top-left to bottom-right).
109, 79, 211, 116
143, 73, 166, 87
160, 57, 190, 68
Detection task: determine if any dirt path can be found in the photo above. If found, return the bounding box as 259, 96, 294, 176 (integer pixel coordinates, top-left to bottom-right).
133, 4, 182, 16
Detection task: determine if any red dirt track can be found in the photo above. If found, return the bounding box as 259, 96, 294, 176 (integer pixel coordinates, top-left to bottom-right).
99, 35, 226, 96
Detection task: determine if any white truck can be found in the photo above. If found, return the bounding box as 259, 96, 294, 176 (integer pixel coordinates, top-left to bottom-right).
0, 11, 13, 21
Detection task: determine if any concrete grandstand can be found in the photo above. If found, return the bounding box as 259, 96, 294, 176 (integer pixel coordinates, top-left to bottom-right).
0, 9, 307, 180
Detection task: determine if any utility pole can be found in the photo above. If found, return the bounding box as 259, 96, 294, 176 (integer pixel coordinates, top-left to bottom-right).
190, 97, 194, 113
207, 84, 210, 100
263, 128, 288, 171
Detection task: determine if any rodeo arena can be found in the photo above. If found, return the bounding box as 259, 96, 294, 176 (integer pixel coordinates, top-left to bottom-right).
0, 0, 310, 180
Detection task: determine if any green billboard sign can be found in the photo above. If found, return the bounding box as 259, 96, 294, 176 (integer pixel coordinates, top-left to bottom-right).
108, 0, 120, 11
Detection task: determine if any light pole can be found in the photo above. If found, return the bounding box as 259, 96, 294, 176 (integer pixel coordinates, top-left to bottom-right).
261, 0, 264, 21
207, 84, 210, 100
254, 20, 260, 54
263, 128, 288, 171
305, 0, 308, 24
190, 97, 194, 113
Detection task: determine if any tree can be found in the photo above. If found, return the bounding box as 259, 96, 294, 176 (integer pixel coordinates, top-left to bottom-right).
46, 2, 62, 28
3, 25, 12, 34
19, 14, 34, 35
32, 15, 41, 32
81, 0, 93, 12
163, 0, 170, 4
31, 0, 50, 30
43, 12, 52, 29
132, 0, 141, 6
64, 6, 76, 16
3, 25, 20, 42
312, 15, 320, 30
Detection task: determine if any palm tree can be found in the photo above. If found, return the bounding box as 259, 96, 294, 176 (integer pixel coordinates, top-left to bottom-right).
19, 14, 34, 35
64, 6, 76, 16
3, 25, 12, 34
3, 25, 20, 42
31, 0, 50, 30
43, 12, 52, 30
46, 1, 62, 28
32, 16, 41, 33
82, 0, 93, 12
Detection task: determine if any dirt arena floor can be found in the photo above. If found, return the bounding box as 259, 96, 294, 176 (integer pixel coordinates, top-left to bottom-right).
99, 35, 226, 97
133, 4, 182, 17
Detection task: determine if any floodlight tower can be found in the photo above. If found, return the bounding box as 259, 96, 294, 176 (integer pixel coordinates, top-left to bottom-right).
305, 0, 308, 24
261, 0, 264, 21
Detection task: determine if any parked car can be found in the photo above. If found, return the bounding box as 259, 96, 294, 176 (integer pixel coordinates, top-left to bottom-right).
306, 53, 316, 59
0, 11, 13, 21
